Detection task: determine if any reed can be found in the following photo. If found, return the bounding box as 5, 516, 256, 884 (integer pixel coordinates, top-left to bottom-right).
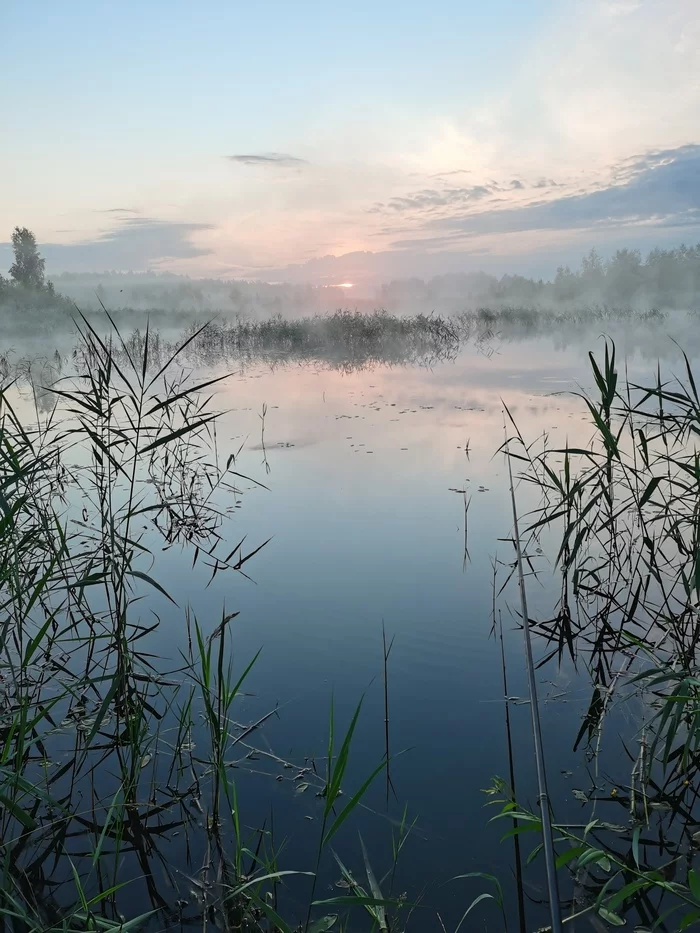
10, 306, 700, 930
0, 314, 406, 932
485, 340, 700, 929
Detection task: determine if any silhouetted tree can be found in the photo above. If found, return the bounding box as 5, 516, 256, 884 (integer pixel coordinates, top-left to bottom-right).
9, 227, 46, 289
580, 248, 605, 294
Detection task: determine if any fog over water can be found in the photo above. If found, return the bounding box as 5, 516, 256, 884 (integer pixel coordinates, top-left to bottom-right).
45, 242, 700, 315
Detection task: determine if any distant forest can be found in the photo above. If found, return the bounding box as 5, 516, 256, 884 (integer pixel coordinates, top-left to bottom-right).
377, 246, 700, 311
53, 245, 700, 314
3, 230, 700, 316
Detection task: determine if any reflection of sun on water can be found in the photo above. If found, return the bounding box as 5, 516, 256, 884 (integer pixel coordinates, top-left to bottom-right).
335, 282, 354, 288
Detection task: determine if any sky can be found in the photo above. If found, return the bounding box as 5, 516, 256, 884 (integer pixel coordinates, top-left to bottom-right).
2, 0, 699, 292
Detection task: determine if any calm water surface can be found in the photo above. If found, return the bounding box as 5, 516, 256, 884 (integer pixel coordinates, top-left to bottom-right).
136, 330, 677, 929
12, 325, 691, 929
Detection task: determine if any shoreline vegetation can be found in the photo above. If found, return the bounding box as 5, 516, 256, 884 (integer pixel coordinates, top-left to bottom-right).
3, 313, 700, 930
7, 241, 700, 315
494, 341, 700, 932
1, 305, 695, 382
2, 226, 700, 327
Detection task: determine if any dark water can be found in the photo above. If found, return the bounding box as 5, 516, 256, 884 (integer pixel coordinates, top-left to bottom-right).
9, 325, 690, 930
135, 333, 669, 929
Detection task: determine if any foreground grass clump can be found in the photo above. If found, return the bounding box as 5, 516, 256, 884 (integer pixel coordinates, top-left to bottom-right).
0, 316, 407, 933
481, 342, 700, 931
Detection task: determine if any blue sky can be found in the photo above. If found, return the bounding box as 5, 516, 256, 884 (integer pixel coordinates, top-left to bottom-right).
2, 0, 699, 290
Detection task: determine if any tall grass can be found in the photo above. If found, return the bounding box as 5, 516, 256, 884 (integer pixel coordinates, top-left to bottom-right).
489, 340, 700, 929
9, 308, 700, 931
172, 310, 461, 372
4, 305, 692, 388
0, 314, 405, 932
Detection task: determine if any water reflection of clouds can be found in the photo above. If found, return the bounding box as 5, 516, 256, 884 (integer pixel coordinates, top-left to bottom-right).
215, 343, 597, 483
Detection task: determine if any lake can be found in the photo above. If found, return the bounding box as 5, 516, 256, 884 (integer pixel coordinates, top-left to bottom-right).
3, 311, 698, 932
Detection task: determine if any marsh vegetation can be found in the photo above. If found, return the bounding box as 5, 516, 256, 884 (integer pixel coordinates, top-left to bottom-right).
2, 305, 700, 931
0, 314, 418, 932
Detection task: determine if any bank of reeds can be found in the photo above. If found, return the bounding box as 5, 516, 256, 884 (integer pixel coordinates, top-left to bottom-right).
7, 308, 700, 931
487, 340, 700, 930
3, 304, 682, 379
0, 315, 404, 932
170, 310, 461, 371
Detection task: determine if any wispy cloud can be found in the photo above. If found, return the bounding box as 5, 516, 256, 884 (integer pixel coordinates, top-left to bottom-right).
389, 233, 478, 250
418, 144, 700, 239
94, 207, 141, 214
611, 144, 699, 183
226, 153, 308, 167
370, 185, 495, 215
426, 169, 473, 179
29, 217, 216, 272
369, 176, 570, 219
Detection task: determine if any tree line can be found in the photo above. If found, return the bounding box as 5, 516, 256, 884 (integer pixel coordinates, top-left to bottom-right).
378, 245, 700, 310
4, 228, 700, 312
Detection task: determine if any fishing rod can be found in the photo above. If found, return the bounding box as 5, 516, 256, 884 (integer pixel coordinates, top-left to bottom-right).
505, 429, 563, 933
